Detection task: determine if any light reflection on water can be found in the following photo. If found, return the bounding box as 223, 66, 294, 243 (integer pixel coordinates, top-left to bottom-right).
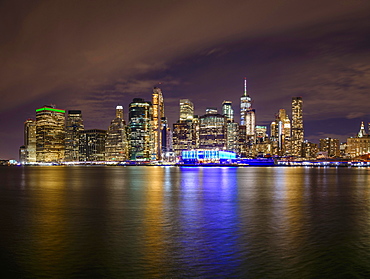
0, 166, 370, 278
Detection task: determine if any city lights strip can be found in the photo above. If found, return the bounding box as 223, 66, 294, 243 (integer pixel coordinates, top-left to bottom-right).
36, 107, 65, 113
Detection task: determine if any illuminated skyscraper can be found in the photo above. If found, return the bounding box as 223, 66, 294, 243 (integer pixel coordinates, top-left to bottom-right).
199, 111, 227, 149
65, 110, 84, 161
222, 100, 234, 122
179, 99, 194, 121
173, 99, 198, 155
291, 97, 304, 157
319, 138, 340, 158
222, 100, 238, 152
79, 129, 107, 161
105, 105, 129, 161
347, 122, 370, 158
36, 105, 65, 162
240, 78, 255, 136
128, 98, 153, 160
152, 87, 165, 160
24, 119, 36, 162
270, 109, 291, 156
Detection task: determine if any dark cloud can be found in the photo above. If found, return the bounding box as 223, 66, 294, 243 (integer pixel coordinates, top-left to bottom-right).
1, 0, 370, 158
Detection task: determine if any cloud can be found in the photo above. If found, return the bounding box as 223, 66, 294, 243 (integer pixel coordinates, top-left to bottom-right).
1, 0, 370, 112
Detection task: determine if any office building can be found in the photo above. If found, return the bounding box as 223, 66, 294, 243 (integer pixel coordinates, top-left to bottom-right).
105, 105, 129, 161
179, 99, 194, 121
128, 98, 153, 160
152, 87, 165, 160
79, 129, 107, 161
291, 97, 304, 157
65, 110, 84, 161
222, 100, 234, 122
270, 109, 291, 156
36, 105, 65, 162
240, 78, 255, 136
319, 138, 340, 158
199, 111, 227, 150
24, 119, 36, 162
347, 122, 370, 158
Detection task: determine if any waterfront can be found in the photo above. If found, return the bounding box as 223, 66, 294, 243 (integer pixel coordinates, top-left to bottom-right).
1, 166, 370, 278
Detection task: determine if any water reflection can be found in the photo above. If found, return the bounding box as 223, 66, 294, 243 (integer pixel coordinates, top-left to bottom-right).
1, 166, 370, 278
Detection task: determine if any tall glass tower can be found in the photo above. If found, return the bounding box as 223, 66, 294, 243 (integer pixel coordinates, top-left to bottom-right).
105, 105, 129, 161
180, 99, 194, 121
65, 110, 84, 161
24, 119, 36, 162
240, 78, 255, 136
36, 105, 65, 162
152, 87, 165, 160
291, 97, 304, 157
128, 98, 153, 160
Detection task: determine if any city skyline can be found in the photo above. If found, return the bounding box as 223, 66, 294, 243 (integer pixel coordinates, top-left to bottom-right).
1, 0, 370, 159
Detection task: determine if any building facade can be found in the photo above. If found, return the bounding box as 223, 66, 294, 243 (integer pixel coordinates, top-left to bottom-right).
291, 97, 304, 157
79, 129, 107, 161
319, 138, 340, 158
199, 111, 227, 150
24, 119, 36, 163
36, 105, 65, 162
65, 110, 84, 161
105, 105, 129, 161
152, 87, 165, 160
128, 98, 153, 160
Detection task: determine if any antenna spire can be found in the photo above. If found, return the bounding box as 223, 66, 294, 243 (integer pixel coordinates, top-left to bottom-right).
244, 77, 247, 96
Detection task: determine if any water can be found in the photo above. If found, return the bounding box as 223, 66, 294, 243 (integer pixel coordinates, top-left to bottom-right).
0, 166, 370, 278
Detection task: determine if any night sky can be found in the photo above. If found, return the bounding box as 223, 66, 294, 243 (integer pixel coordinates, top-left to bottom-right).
1, 0, 370, 159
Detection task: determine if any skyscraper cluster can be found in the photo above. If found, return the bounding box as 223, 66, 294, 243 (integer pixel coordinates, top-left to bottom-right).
19, 80, 370, 163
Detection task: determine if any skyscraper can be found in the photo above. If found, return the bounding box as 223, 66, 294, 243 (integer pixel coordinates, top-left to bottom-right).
128, 98, 153, 160
240, 78, 255, 136
24, 119, 36, 162
319, 138, 340, 158
36, 105, 65, 162
291, 97, 304, 157
222, 100, 234, 122
105, 105, 129, 161
65, 110, 84, 161
270, 109, 291, 156
199, 110, 227, 150
79, 129, 107, 161
152, 87, 165, 160
179, 99, 194, 121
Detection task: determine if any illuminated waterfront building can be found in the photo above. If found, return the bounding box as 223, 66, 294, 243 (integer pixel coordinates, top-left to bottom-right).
179, 99, 194, 121
240, 78, 255, 157
254, 125, 270, 156
36, 105, 65, 162
222, 101, 234, 122
199, 110, 227, 150
172, 121, 194, 155
152, 87, 165, 160
302, 140, 318, 159
238, 125, 247, 157
128, 98, 153, 160
79, 129, 106, 161
173, 100, 198, 156
319, 138, 340, 158
240, 78, 255, 136
65, 110, 84, 161
270, 109, 291, 156
291, 97, 304, 157
222, 100, 238, 153
24, 119, 36, 162
19, 145, 27, 163
347, 122, 370, 158
105, 105, 129, 161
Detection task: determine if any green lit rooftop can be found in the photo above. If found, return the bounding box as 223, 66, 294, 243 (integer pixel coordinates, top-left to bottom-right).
36, 107, 65, 113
